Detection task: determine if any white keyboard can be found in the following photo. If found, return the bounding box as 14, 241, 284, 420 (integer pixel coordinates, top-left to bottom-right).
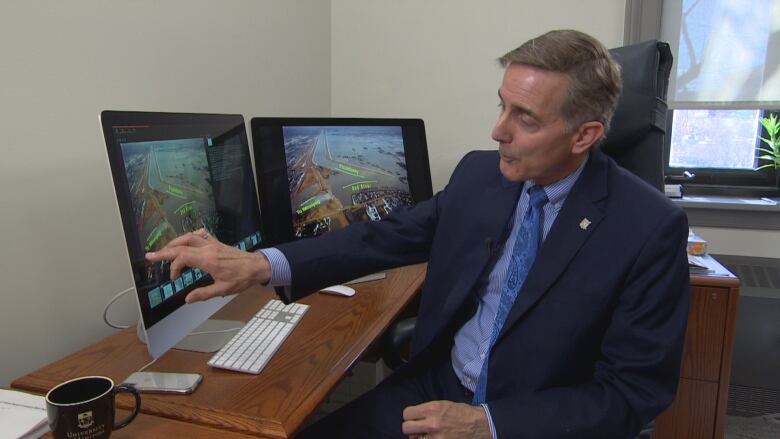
208, 299, 309, 374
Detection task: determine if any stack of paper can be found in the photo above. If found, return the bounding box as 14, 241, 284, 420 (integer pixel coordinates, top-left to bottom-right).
0, 389, 49, 439
687, 254, 733, 277
688, 254, 714, 274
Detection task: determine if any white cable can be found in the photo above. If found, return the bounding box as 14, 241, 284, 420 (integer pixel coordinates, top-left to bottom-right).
103, 285, 243, 336
137, 357, 157, 372
102, 286, 136, 329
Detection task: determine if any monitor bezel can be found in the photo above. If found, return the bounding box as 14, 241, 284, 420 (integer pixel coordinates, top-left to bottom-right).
251, 117, 433, 246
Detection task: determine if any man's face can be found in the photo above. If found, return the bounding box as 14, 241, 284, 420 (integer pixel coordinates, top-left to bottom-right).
492, 63, 589, 185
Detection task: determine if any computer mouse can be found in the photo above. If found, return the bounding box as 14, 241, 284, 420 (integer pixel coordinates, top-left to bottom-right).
319, 284, 356, 297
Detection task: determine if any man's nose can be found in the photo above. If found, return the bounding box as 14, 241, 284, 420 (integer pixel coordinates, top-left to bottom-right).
492, 113, 511, 144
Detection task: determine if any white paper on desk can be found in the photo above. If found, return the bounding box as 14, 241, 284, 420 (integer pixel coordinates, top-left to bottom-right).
0, 389, 50, 439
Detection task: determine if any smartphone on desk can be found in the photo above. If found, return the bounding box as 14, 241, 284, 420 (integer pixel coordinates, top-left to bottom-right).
124, 371, 202, 394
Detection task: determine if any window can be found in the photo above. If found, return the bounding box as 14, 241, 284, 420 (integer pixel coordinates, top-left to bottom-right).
659, 0, 780, 195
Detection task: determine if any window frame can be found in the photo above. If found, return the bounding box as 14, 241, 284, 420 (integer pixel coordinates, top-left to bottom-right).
626, 0, 780, 196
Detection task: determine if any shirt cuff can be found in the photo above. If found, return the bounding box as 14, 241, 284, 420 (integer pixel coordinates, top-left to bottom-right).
481, 403, 498, 439
258, 248, 292, 286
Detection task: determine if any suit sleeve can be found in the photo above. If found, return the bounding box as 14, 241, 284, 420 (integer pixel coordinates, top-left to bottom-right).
489, 208, 690, 438
275, 151, 479, 301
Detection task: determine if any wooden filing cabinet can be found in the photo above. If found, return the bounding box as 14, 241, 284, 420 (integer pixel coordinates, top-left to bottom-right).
654, 264, 740, 439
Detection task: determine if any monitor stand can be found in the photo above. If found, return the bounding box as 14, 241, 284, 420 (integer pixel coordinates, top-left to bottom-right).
345, 271, 386, 284
174, 319, 244, 353
136, 318, 244, 354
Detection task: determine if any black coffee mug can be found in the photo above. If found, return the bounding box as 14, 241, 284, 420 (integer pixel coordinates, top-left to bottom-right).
45, 376, 141, 439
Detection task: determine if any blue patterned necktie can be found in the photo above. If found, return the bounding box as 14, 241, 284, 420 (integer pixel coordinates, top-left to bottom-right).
472, 185, 548, 405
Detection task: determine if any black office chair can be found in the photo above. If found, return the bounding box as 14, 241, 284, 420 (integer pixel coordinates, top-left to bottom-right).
381, 40, 673, 437
602, 40, 673, 191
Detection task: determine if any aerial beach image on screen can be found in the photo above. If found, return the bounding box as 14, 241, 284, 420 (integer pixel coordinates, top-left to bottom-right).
283, 126, 413, 238
121, 137, 219, 254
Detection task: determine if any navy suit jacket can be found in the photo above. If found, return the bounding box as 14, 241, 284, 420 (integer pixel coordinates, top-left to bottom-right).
277, 149, 690, 438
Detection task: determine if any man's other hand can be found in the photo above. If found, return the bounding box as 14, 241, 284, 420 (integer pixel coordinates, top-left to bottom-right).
145, 228, 271, 303
402, 400, 491, 438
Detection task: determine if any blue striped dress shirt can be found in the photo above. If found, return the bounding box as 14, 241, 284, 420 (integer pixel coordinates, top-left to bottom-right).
451, 157, 586, 437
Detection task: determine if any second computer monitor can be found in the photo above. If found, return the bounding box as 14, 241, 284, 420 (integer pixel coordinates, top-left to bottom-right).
252, 118, 432, 245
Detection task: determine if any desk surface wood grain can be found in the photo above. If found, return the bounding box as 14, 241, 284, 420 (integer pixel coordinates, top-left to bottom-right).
14, 263, 427, 438
41, 409, 261, 439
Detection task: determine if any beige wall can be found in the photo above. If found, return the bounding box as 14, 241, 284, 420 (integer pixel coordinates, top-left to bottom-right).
0, 0, 331, 387
696, 227, 780, 258
331, 0, 627, 191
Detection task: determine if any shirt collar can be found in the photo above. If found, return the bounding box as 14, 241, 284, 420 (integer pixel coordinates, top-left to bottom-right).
523, 153, 589, 207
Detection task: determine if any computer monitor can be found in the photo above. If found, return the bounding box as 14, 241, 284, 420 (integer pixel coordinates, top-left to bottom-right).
664, 108, 780, 195
101, 111, 264, 359
251, 118, 433, 245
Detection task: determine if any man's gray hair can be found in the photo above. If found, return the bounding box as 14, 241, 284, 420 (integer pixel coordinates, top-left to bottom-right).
499, 29, 622, 136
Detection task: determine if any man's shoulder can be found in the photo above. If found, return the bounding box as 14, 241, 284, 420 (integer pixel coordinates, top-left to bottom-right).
458, 149, 500, 168
596, 154, 685, 223
448, 150, 504, 185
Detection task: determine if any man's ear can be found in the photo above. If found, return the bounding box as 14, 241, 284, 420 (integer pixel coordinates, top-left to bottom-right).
571, 121, 605, 154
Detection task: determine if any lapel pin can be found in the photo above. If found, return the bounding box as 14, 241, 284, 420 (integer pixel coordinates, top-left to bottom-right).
579, 218, 591, 230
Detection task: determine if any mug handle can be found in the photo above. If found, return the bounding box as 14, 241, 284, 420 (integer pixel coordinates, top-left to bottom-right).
112, 384, 141, 430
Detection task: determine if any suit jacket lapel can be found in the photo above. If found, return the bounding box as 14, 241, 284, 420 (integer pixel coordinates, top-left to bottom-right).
498, 151, 610, 340
441, 174, 522, 315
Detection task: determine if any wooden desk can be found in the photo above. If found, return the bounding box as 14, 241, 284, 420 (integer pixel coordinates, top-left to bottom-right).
42, 409, 261, 439
654, 262, 740, 439
14, 263, 426, 438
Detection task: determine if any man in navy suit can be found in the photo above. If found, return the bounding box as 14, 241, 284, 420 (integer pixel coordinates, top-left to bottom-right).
148, 29, 690, 438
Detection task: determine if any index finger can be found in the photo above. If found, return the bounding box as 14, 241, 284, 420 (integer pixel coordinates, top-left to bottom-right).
145, 234, 206, 263
166, 231, 210, 250
145, 245, 179, 263
145, 246, 206, 280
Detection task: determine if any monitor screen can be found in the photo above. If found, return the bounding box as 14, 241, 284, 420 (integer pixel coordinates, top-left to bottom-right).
101, 111, 263, 357
664, 108, 779, 189
668, 109, 762, 170
252, 118, 432, 245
